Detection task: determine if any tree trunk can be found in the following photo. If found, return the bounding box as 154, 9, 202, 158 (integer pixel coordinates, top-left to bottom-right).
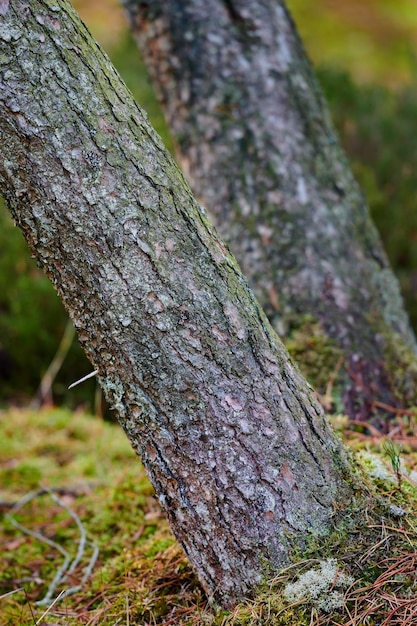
0, 0, 365, 607
123, 0, 417, 425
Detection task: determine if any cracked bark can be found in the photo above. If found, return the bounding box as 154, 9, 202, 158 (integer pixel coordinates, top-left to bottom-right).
1, 0, 366, 606
123, 0, 417, 424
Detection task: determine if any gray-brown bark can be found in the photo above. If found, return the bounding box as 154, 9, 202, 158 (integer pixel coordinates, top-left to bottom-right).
123, 0, 417, 425
0, 0, 363, 606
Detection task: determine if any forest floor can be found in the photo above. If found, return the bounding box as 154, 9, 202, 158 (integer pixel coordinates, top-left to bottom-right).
1, 407, 417, 625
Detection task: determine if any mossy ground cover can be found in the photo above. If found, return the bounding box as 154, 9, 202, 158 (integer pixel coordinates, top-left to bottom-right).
0, 408, 200, 625
1, 408, 417, 625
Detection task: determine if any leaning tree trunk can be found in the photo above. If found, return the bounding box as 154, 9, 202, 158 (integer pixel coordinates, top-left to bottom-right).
123, 0, 417, 425
0, 0, 364, 607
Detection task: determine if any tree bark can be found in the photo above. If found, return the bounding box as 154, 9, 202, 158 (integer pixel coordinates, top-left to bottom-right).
0, 0, 364, 606
123, 0, 417, 425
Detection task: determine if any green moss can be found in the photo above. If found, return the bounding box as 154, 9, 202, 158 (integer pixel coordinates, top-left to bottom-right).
0, 407, 137, 491
382, 331, 417, 407
285, 315, 343, 398
0, 407, 185, 623
218, 490, 416, 625
2, 407, 417, 624
145, 536, 176, 558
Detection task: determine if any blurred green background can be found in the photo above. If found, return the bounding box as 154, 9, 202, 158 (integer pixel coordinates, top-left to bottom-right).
1, 0, 416, 408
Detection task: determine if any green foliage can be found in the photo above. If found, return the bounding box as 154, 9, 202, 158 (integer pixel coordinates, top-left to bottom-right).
0, 202, 93, 405
384, 438, 402, 475
383, 438, 403, 489
287, 0, 417, 86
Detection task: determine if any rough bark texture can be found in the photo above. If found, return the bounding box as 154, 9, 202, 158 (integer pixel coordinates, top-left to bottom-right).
0, 0, 361, 606
123, 0, 417, 424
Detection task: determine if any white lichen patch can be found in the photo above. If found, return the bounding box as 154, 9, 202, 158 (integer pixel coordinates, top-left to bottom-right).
409, 470, 417, 483
389, 504, 407, 517
356, 451, 395, 482
284, 559, 354, 613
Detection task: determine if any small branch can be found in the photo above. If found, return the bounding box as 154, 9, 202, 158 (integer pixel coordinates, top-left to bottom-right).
30, 319, 76, 408
5, 486, 99, 608
372, 400, 416, 418
35, 589, 67, 624
0, 588, 25, 599
315, 356, 344, 411
68, 369, 98, 389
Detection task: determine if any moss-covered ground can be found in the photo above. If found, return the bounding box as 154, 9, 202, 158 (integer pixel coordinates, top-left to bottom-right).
1, 407, 417, 625
0, 408, 199, 624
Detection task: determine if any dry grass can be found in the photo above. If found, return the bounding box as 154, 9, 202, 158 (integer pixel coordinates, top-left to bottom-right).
342, 547, 417, 626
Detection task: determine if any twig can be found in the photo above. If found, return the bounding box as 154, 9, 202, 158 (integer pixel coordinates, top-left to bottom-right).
0, 483, 101, 509
7, 496, 72, 607
7, 491, 69, 557
347, 420, 382, 438
367, 524, 415, 535
35, 589, 67, 625
36, 486, 99, 604
325, 356, 344, 399
372, 400, 416, 417
5, 486, 99, 607
30, 319, 75, 408
68, 370, 98, 390
346, 366, 415, 419
358, 534, 393, 564
315, 356, 344, 411
0, 587, 25, 599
